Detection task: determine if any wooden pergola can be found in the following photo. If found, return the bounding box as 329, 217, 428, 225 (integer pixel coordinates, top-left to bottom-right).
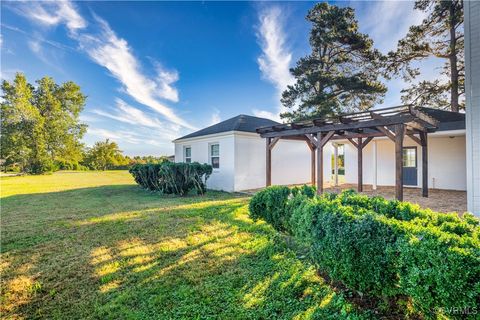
256, 105, 440, 201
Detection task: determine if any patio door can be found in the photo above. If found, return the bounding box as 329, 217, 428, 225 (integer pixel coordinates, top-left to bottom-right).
402, 147, 417, 186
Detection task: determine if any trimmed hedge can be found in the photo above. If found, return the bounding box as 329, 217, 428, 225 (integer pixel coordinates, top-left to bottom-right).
129, 162, 212, 195
248, 187, 480, 318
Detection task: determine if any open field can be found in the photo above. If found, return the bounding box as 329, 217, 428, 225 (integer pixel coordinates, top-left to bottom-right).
1, 171, 369, 319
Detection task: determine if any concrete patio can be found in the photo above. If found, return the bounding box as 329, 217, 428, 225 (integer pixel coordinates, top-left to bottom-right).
325, 184, 467, 213
243, 182, 467, 214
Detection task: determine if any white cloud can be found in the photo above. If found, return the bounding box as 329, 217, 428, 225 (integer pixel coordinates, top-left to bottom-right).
352, 1, 438, 108
252, 109, 279, 122
14, 1, 86, 33
92, 98, 167, 129
10, 0, 195, 130
355, 1, 427, 54
209, 108, 221, 125
75, 17, 193, 129
88, 127, 126, 141
254, 6, 294, 121
154, 63, 180, 102
88, 99, 181, 144
27, 40, 41, 53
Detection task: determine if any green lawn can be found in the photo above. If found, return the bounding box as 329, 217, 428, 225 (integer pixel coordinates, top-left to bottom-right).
1, 171, 370, 319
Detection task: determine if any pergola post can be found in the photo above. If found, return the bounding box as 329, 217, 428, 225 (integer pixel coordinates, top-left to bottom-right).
334, 144, 339, 186
394, 124, 405, 201
357, 137, 363, 192
316, 132, 323, 194
372, 140, 377, 190
266, 137, 271, 187
420, 132, 428, 197
311, 145, 316, 186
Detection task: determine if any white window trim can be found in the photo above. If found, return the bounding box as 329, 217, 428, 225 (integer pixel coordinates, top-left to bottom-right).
209, 142, 220, 171
184, 145, 192, 163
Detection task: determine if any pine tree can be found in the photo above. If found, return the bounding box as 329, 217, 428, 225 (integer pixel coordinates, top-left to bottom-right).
385, 0, 464, 112
281, 3, 386, 122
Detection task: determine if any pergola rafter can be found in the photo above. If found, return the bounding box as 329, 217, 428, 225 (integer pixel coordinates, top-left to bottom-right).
257, 105, 440, 201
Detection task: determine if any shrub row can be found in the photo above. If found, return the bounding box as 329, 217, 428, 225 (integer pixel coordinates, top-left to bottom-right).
248, 187, 480, 318
129, 162, 212, 195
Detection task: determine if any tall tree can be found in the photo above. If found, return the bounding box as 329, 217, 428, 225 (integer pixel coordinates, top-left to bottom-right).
1, 73, 87, 173
1, 74, 50, 173
83, 139, 127, 170
281, 3, 386, 122
385, 0, 464, 112
34, 77, 87, 164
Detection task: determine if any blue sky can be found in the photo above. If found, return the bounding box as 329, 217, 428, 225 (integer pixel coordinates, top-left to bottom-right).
1, 1, 441, 156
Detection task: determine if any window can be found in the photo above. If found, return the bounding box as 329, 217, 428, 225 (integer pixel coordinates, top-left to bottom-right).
210, 144, 219, 169
184, 146, 191, 163
402, 148, 416, 168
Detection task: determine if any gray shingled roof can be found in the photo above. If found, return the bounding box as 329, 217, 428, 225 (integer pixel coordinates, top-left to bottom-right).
174, 108, 464, 141
174, 114, 280, 141
419, 107, 465, 131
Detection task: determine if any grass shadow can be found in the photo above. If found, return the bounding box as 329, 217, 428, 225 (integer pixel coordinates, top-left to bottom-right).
2, 185, 371, 319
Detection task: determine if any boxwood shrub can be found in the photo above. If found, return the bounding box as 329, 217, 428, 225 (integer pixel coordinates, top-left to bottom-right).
129, 162, 212, 195
248, 185, 316, 232
248, 187, 480, 318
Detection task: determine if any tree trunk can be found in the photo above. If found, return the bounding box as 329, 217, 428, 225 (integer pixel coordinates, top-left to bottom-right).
449, 1, 459, 112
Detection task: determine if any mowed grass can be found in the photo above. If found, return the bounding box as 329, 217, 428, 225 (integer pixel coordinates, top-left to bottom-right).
1, 171, 369, 319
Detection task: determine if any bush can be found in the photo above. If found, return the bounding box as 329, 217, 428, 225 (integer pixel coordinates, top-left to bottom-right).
248, 186, 291, 231
334, 190, 480, 316
305, 197, 399, 297
249, 185, 316, 232
248, 187, 480, 318
129, 162, 212, 196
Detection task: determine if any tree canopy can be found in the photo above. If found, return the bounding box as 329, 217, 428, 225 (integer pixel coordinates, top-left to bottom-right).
1, 73, 87, 173
82, 139, 128, 170
384, 0, 464, 112
280, 3, 386, 122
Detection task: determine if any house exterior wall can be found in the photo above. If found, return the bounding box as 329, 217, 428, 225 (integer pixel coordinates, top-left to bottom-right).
338, 131, 467, 191
465, 0, 480, 215
175, 131, 331, 192
234, 133, 315, 191
174, 132, 236, 191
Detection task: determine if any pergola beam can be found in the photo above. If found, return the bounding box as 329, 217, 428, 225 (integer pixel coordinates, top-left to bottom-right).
269, 137, 280, 149
259, 114, 416, 138
407, 133, 422, 146
376, 126, 396, 142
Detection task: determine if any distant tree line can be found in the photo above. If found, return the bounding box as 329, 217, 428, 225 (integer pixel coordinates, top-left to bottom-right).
1, 73, 170, 174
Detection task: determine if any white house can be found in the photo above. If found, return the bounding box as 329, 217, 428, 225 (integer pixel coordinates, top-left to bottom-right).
333, 108, 466, 191
173, 115, 317, 192
173, 109, 466, 193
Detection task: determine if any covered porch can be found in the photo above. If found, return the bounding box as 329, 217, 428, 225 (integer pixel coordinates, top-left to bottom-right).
256, 105, 441, 201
